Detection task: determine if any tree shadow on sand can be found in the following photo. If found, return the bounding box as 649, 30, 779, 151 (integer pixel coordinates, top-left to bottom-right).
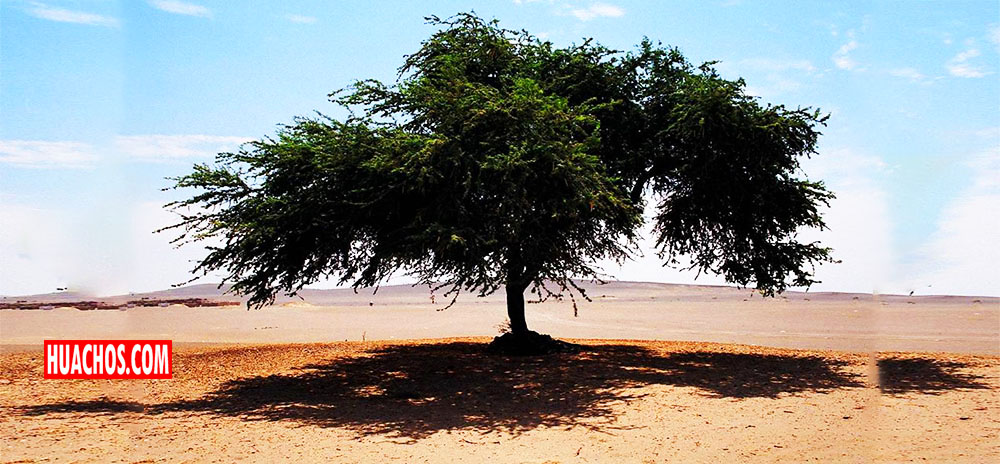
18, 343, 992, 439
877, 357, 991, 395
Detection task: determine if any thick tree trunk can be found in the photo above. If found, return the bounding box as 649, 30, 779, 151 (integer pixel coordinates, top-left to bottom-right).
490, 274, 579, 355
506, 283, 529, 335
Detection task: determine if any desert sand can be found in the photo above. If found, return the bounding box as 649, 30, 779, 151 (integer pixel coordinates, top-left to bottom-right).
2, 340, 998, 463
2, 281, 997, 354
1, 282, 998, 462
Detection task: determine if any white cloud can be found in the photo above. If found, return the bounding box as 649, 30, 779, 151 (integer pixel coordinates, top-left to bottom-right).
115, 135, 251, 161
26, 2, 119, 27
967, 149, 1000, 190
715, 58, 815, 98
0, 140, 98, 169
125, 201, 222, 295
904, 149, 1000, 296
973, 126, 1000, 139
0, 201, 219, 296
0, 203, 75, 295
738, 58, 816, 73
990, 25, 1000, 52
832, 40, 859, 70
803, 148, 889, 186
149, 0, 211, 18
888, 67, 926, 82
570, 3, 625, 21
804, 186, 894, 293
796, 145, 1000, 296
286, 14, 317, 24
947, 47, 987, 78
743, 75, 804, 99
798, 148, 894, 293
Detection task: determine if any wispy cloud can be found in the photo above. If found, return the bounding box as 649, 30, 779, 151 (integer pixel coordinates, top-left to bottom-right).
737, 58, 816, 73
889, 67, 926, 82
0, 140, 98, 169
973, 126, 1000, 139
832, 39, 859, 70
989, 25, 1000, 53
286, 14, 317, 24
25, 2, 119, 27
947, 47, 987, 78
804, 148, 889, 183
570, 3, 625, 21
149, 0, 211, 18
743, 75, 805, 99
718, 58, 815, 98
115, 135, 250, 160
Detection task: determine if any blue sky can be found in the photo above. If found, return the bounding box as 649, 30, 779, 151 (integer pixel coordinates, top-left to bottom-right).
1, 0, 998, 297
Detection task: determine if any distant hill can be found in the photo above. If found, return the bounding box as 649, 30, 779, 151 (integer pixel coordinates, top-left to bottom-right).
3, 281, 994, 307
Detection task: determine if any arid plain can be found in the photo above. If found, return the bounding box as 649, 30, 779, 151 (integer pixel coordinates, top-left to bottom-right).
2, 282, 997, 462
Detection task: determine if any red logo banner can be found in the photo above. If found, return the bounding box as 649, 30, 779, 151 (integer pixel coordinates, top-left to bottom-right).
43, 340, 173, 379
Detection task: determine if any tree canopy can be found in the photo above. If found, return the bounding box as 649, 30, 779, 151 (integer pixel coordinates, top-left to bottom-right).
164, 13, 834, 339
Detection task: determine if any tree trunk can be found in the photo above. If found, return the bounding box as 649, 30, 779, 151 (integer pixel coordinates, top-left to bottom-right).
491, 275, 579, 355
506, 283, 529, 335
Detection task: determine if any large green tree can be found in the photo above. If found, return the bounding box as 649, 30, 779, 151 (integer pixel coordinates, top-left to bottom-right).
164, 14, 833, 351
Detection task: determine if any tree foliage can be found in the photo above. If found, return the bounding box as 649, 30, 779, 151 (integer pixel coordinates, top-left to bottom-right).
164, 13, 834, 319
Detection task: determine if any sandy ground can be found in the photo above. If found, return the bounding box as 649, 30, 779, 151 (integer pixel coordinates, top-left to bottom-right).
1, 339, 998, 463
2, 282, 998, 354
2, 282, 998, 462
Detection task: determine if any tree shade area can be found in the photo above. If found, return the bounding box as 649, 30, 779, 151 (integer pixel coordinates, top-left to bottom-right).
163, 13, 834, 351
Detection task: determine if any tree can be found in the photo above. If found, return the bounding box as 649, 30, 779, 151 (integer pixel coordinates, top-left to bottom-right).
163, 13, 834, 353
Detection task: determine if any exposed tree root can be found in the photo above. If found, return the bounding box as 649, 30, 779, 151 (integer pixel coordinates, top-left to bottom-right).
486, 331, 582, 356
